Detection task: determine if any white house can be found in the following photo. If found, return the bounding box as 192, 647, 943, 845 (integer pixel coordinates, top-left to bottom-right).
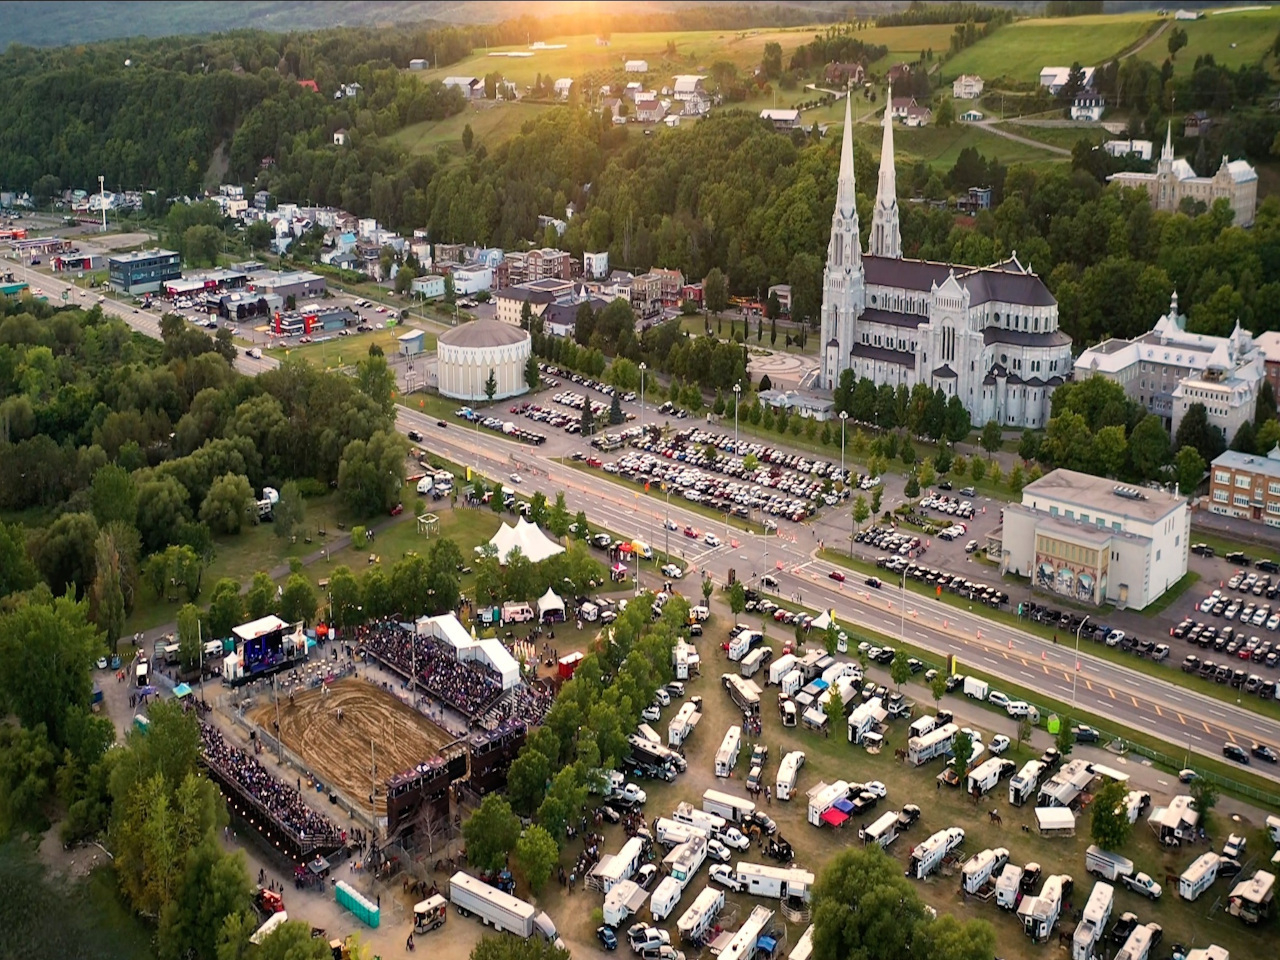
952, 75, 984, 99
672, 75, 707, 100
902, 104, 932, 127
1040, 66, 1096, 95
411, 275, 446, 300
1104, 139, 1153, 161
554, 77, 573, 100
624, 59, 649, 73
443, 76, 483, 99
583, 251, 610, 280
332, 128, 347, 146
635, 98, 666, 123
889, 96, 918, 119
1070, 95, 1105, 122
760, 108, 801, 130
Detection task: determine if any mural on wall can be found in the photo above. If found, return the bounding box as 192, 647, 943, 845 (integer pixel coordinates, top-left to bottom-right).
1035, 550, 1106, 604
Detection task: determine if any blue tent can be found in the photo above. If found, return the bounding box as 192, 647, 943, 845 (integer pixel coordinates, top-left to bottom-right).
173, 682, 193, 698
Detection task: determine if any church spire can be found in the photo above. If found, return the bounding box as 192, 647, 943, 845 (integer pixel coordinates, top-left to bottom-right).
836, 94, 857, 219
869, 84, 902, 259
1161, 120, 1173, 162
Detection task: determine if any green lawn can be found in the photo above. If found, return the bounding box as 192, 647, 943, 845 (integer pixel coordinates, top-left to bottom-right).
683, 314, 819, 355
1136, 6, 1280, 74
944, 13, 1160, 83
1187, 528, 1280, 565
819, 547, 1280, 724
265, 327, 434, 371
990, 122, 1109, 151
391, 100, 556, 157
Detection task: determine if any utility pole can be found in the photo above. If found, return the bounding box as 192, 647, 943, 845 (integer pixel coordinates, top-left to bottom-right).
98, 175, 106, 232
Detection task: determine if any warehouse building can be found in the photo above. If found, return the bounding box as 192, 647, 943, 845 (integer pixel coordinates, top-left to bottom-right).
998, 469, 1189, 611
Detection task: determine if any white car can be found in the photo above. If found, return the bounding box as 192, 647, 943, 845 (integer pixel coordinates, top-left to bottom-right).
618, 783, 647, 805
1198, 596, 1216, 613
653, 688, 671, 707
717, 827, 750, 850
509, 473, 523, 484
95, 656, 109, 670
708, 864, 744, 892
705, 839, 731, 862
986, 690, 1011, 709
704, 533, 721, 547
862, 780, 887, 799
1105, 630, 1125, 647
662, 563, 683, 579
641, 704, 661, 722
665, 519, 679, 531
989, 734, 1011, 755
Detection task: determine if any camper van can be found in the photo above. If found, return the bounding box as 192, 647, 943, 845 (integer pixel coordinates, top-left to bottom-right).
860, 811, 900, 850
776, 751, 805, 801
1226, 869, 1275, 924
650, 876, 683, 922
673, 802, 725, 835
996, 864, 1025, 910
714, 726, 742, 778
1071, 882, 1114, 960
1009, 761, 1047, 806
962, 848, 1010, 894
1179, 853, 1221, 901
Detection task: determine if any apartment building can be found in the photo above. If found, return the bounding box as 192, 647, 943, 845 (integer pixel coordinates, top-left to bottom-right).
1208, 447, 1280, 527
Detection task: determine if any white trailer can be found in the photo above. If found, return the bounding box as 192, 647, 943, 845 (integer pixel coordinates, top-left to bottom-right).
860, 810, 900, 850
962, 847, 1010, 894
1038, 758, 1095, 808
1115, 923, 1162, 960
806, 780, 850, 827
789, 924, 814, 960
996, 864, 1024, 910
909, 715, 937, 739
734, 862, 816, 901
740, 647, 766, 678
656, 817, 706, 847
668, 701, 702, 747
650, 875, 683, 922
1226, 869, 1275, 924
1071, 881, 1114, 960
703, 788, 755, 823
250, 911, 289, 945
714, 726, 742, 778
963, 676, 989, 700
780, 669, 802, 697
822, 661, 860, 685
637, 722, 661, 744
1148, 794, 1199, 845
847, 696, 885, 743
727, 635, 751, 662
1267, 814, 1280, 846
909, 828, 965, 879
1018, 874, 1066, 942
589, 836, 647, 893
776, 750, 805, 801
1179, 852, 1220, 901
722, 673, 762, 714
602, 879, 648, 929
449, 872, 564, 949
673, 640, 699, 679
664, 836, 708, 889
673, 801, 725, 835
1085, 845, 1134, 883
719, 905, 774, 960
769, 654, 799, 685
676, 886, 724, 943
1009, 760, 1046, 806
908, 722, 958, 766
965, 758, 1005, 797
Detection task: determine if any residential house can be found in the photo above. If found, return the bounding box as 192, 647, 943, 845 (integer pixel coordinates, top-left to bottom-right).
1039, 66, 1095, 95
443, 76, 483, 99
583, 251, 610, 280
681, 93, 711, 117
1070, 95, 1105, 122
889, 97, 918, 120
903, 104, 932, 127
952, 75, 984, 99
493, 281, 567, 325
625, 81, 643, 100
760, 108, 801, 130
672, 75, 707, 100
335, 82, 363, 99
1209, 446, 1280, 526
333, 129, 347, 146
887, 63, 913, 86
525, 248, 572, 281
767, 284, 792, 313
409, 58, 427, 71
824, 62, 865, 86
1184, 111, 1213, 138
682, 282, 703, 306
434, 243, 465, 267
629, 272, 663, 318
651, 268, 686, 307
554, 78, 573, 100
449, 263, 493, 295
624, 60, 649, 73
411, 275, 446, 300
536, 216, 568, 238
635, 98, 666, 123
1104, 139, 1153, 161
957, 186, 993, 213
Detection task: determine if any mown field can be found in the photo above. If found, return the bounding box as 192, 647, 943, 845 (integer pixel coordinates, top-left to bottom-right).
989, 122, 1109, 151
943, 13, 1160, 83
391, 99, 555, 156
1135, 6, 1280, 75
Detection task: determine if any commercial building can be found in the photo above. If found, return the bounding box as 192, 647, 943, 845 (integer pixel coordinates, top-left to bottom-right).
449, 264, 493, 295
1074, 292, 1263, 445
998, 469, 1190, 611
1207, 446, 1280, 527
411, 275, 446, 300
436, 320, 532, 402
398, 329, 426, 357
1109, 124, 1257, 227
252, 270, 326, 301
108, 249, 182, 294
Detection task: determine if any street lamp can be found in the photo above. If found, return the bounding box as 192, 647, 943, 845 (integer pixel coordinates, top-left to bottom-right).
839, 411, 849, 490
1071, 615, 1090, 707
639, 362, 647, 432
733, 383, 742, 453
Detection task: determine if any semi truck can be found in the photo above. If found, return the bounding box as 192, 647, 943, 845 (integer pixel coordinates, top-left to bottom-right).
776, 750, 805, 801
448, 872, 564, 950
1071, 881, 1114, 960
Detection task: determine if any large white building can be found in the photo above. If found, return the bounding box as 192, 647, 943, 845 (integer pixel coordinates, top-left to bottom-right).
1073, 292, 1264, 445
818, 94, 1071, 429
1109, 123, 1258, 227
999, 469, 1190, 611
436, 320, 531, 402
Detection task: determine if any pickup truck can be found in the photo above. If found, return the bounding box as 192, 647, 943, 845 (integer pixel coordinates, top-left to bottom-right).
1121, 872, 1163, 900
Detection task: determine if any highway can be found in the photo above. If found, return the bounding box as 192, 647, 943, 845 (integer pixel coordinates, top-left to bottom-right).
14, 255, 1280, 782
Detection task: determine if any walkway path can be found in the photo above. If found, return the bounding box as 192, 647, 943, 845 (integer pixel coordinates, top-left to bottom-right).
973, 118, 1072, 156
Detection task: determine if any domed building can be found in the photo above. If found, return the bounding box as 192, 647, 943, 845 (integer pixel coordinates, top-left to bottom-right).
436, 320, 532, 402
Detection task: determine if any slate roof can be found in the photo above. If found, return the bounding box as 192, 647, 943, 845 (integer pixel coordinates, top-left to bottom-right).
862, 307, 927, 329
932, 364, 958, 378
864, 254, 1056, 308
851, 344, 915, 369
983, 328, 1071, 348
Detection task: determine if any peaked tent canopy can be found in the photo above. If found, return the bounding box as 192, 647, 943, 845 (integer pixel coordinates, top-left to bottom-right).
537, 587, 565, 619
488, 518, 565, 565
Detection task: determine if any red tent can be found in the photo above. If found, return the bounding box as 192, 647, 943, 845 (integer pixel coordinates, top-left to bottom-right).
820, 808, 849, 828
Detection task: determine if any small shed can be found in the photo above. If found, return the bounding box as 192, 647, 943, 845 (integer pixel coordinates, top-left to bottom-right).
1035, 806, 1077, 837
398, 328, 425, 356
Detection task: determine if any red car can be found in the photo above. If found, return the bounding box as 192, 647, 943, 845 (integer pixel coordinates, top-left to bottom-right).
683, 526, 698, 539
586, 457, 603, 467
390, 503, 404, 516
828, 570, 846, 582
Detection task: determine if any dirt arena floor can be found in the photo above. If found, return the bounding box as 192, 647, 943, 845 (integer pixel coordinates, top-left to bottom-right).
248, 677, 455, 816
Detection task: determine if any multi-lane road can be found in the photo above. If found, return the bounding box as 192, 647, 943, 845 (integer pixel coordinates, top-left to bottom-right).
15, 256, 1280, 781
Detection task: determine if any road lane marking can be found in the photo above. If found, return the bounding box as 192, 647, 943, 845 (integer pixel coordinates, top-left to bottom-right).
1131, 696, 1139, 708
1208, 709, 1227, 718
1227, 730, 1237, 744
1108, 688, 1116, 700
1154, 704, 1163, 717
1176, 713, 1186, 725
1202, 721, 1212, 734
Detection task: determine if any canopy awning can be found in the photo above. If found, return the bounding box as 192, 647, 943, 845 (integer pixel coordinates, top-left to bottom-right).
832, 798, 854, 814
537, 587, 565, 617
173, 683, 193, 698
820, 808, 849, 827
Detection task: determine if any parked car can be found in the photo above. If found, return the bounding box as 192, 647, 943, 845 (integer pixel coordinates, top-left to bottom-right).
989, 734, 1011, 755
1073, 725, 1101, 744
709, 864, 743, 892
598, 927, 619, 951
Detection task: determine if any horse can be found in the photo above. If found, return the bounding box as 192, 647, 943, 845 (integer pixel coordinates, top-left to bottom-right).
988, 810, 1002, 826
894, 748, 908, 763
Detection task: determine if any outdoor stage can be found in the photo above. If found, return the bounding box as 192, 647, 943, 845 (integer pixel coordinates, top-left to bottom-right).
248, 677, 456, 818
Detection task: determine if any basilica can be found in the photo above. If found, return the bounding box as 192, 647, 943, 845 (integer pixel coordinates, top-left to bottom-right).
819, 95, 1073, 429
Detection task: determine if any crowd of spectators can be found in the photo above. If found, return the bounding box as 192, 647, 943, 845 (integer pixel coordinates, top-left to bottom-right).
358, 621, 504, 721
200, 724, 341, 848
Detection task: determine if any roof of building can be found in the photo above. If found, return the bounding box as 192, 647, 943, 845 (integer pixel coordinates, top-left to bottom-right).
851, 343, 915, 369
1213, 447, 1280, 481
109, 248, 180, 264
932, 364, 958, 378
984, 327, 1072, 348
864, 254, 1056, 307
1255, 331, 1280, 362
438, 319, 530, 349
1022, 468, 1187, 524
862, 306, 927, 329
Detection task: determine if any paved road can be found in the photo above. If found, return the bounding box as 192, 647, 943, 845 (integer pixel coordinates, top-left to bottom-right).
18, 257, 1280, 780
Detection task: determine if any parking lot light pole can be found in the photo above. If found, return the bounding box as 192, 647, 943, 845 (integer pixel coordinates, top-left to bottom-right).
733, 382, 742, 453
1072, 615, 1090, 707
839, 411, 848, 490
639, 362, 647, 432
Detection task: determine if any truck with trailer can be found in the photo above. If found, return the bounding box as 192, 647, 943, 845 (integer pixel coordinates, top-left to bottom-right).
1071, 881, 1114, 960
965, 758, 1006, 797
1226, 869, 1275, 924
1085, 845, 1162, 899
1115, 923, 1162, 960
722, 674, 761, 715
776, 751, 805, 801
860, 810, 900, 850
806, 780, 850, 827
668, 701, 701, 747
1009, 760, 1046, 807
908, 723, 958, 766
1179, 852, 1221, 901
740, 648, 767, 678
448, 872, 564, 950
703, 788, 755, 823
676, 886, 724, 944
734, 862, 815, 901
769, 654, 799, 685
962, 847, 1010, 894
909, 828, 965, 880
1018, 874, 1068, 943
996, 864, 1025, 910
714, 726, 742, 778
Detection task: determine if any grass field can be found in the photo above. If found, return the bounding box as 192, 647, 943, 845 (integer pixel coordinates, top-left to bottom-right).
391, 99, 556, 156
265, 326, 434, 370
990, 122, 1109, 151
1136, 6, 1280, 75
944, 14, 1160, 83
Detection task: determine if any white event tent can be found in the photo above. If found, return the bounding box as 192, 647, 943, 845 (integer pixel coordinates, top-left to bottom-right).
488, 518, 565, 565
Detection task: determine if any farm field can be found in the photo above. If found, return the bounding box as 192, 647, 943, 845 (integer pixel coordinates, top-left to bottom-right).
943, 14, 1159, 83
391, 99, 555, 156
1135, 6, 1280, 74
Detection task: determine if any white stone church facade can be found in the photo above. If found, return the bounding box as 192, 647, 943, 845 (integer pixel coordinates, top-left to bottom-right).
819, 95, 1073, 429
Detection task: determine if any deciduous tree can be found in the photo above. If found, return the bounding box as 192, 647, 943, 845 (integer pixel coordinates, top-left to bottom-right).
464, 794, 522, 872
1090, 780, 1134, 852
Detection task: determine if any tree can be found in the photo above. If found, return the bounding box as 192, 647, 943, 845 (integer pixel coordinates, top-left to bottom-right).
1231, 418, 1257, 455
1090, 780, 1134, 852
462, 123, 475, 152
200, 473, 254, 535
547, 493, 570, 538
484, 368, 498, 404
951, 729, 974, 773
1168, 26, 1188, 58
177, 602, 203, 670
338, 430, 407, 516
524, 355, 540, 390
944, 395, 971, 443
272, 481, 305, 541
904, 473, 920, 498
1016, 717, 1032, 750
702, 577, 714, 603
1019, 429, 1041, 463
1175, 402, 1225, 464
470, 936, 570, 960
279, 573, 317, 624
935, 98, 955, 127
90, 464, 138, 528
890, 650, 912, 690
970, 457, 986, 483
514, 824, 559, 894
810, 847, 934, 960
980, 420, 1002, 459
609, 395, 624, 425
463, 794, 521, 871
1175, 445, 1206, 497
184, 225, 223, 267
1189, 777, 1219, 832
90, 528, 127, 650
704, 268, 728, 313
355, 354, 397, 416
824, 687, 845, 729
1093, 424, 1127, 478
853, 494, 869, 531
728, 581, 746, 616
254, 921, 330, 960
580, 402, 594, 437
207, 578, 243, 639
1055, 718, 1075, 758
930, 673, 947, 711
245, 571, 277, 619
157, 837, 253, 960
1127, 415, 1169, 481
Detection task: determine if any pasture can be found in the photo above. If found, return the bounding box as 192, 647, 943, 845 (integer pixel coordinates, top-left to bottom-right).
391, 99, 555, 156
1135, 6, 1280, 75
943, 14, 1160, 83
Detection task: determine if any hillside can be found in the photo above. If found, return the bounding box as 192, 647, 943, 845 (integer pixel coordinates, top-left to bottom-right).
1135, 5, 1280, 75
